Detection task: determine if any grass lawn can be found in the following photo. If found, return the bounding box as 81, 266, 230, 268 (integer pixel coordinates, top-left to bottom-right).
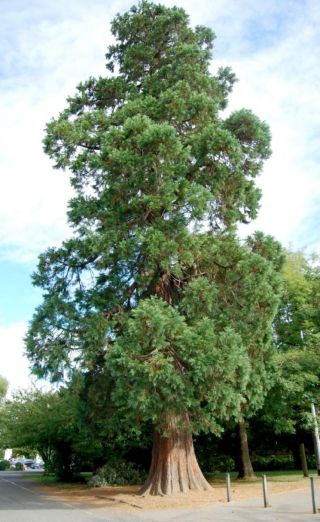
24, 471, 93, 487
206, 469, 318, 485
24, 468, 318, 487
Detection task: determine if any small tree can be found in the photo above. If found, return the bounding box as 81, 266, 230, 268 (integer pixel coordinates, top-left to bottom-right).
2, 389, 79, 479
26, 2, 281, 495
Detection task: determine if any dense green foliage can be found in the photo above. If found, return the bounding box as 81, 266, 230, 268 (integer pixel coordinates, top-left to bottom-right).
0, 376, 151, 479
262, 251, 320, 434
107, 233, 283, 435
24, 2, 281, 448
274, 251, 320, 350
0, 389, 80, 479
89, 460, 146, 486
0, 460, 10, 471
2, 247, 319, 479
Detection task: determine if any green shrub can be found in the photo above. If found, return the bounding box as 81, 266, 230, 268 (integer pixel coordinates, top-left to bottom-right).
252, 454, 294, 471
0, 460, 11, 470
210, 455, 235, 472
15, 462, 24, 471
196, 450, 235, 472
88, 460, 146, 487
306, 454, 316, 469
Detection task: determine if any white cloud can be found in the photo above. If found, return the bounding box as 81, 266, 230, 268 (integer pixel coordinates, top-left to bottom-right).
210, 0, 320, 251
1, 0, 319, 263
0, 322, 31, 393
0, 321, 56, 396
0, 0, 132, 263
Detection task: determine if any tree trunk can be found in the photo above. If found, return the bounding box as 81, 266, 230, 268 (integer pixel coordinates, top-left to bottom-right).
237, 417, 256, 479
299, 442, 309, 477
139, 415, 212, 496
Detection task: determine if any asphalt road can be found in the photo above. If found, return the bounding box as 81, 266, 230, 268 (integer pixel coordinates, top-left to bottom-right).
0, 471, 131, 522
0, 471, 319, 522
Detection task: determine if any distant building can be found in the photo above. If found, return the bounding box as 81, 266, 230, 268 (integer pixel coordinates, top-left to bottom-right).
4, 449, 12, 460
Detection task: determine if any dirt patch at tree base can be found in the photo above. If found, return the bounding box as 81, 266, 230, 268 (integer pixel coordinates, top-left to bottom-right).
38, 476, 311, 512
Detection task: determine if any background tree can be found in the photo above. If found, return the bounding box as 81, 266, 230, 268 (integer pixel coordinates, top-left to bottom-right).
232, 234, 284, 479
273, 250, 318, 349
0, 376, 8, 402
261, 251, 320, 468
1, 389, 80, 479
0, 375, 9, 457
26, 1, 280, 495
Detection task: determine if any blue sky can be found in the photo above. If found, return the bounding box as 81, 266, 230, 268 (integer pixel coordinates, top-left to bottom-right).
0, 261, 41, 323
1, 0, 319, 392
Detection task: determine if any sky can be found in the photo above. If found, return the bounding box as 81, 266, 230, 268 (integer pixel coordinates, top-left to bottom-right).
1, 0, 319, 393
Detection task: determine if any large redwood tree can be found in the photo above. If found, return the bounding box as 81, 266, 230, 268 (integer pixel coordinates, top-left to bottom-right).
26, 1, 282, 495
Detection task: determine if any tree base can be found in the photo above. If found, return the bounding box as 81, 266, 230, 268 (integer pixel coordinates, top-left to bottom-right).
139, 418, 212, 496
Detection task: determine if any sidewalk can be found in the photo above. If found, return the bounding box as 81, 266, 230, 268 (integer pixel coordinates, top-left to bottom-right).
135, 488, 320, 521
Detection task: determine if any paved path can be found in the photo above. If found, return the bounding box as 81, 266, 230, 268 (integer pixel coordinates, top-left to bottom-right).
138, 488, 320, 521
0, 471, 319, 521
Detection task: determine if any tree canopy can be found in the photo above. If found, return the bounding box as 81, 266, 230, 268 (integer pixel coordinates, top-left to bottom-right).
25, 1, 281, 494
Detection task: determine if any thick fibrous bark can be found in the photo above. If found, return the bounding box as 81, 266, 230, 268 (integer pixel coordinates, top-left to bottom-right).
139, 416, 212, 496
237, 417, 256, 479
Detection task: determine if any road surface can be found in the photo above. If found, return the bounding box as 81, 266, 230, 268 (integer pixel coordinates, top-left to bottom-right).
0, 471, 128, 522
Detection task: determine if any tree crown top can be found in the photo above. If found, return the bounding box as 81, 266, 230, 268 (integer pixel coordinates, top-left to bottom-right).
106, 1, 215, 81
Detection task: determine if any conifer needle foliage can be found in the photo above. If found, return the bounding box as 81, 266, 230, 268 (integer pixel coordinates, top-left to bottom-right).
26, 1, 282, 440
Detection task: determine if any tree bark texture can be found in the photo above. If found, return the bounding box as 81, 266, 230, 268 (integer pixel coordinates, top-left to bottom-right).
299, 442, 309, 477
139, 416, 212, 496
237, 417, 256, 479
